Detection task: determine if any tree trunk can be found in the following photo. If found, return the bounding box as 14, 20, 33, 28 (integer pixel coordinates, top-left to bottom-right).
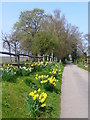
15, 43, 17, 62
9, 45, 12, 63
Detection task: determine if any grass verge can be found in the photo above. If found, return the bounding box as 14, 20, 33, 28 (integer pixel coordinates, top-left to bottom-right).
78, 64, 90, 72
2, 62, 64, 118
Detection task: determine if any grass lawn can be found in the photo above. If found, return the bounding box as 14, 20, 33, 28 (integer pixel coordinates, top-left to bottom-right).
2, 62, 64, 118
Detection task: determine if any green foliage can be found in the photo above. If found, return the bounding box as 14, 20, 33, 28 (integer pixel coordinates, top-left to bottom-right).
77, 62, 90, 72
16, 68, 22, 76
21, 67, 32, 76
13, 8, 47, 53
32, 31, 58, 55
26, 89, 47, 117
35, 75, 58, 92
25, 77, 38, 90
2, 65, 17, 82
2, 70, 17, 82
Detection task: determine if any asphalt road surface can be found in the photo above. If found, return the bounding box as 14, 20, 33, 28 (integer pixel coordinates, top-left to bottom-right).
60, 64, 88, 118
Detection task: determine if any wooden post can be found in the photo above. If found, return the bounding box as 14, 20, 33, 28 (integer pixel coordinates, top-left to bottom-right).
17, 52, 20, 68
38, 54, 40, 62
38, 57, 40, 62
59, 59, 61, 63
43, 54, 44, 62
52, 50, 53, 61
54, 57, 56, 61
50, 57, 52, 62
55, 57, 56, 62
56, 57, 57, 62
55, 57, 57, 62
47, 55, 49, 62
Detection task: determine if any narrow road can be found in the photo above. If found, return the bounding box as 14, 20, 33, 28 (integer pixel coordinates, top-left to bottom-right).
60, 64, 88, 118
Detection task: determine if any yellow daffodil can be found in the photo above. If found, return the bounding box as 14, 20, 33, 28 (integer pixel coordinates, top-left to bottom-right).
53, 83, 56, 86
10, 64, 12, 67
41, 75, 43, 78
38, 88, 41, 92
35, 94, 39, 98
47, 75, 49, 77
39, 76, 41, 79
33, 96, 36, 101
41, 103, 46, 107
35, 77, 38, 80
40, 98, 45, 103
25, 63, 27, 66
41, 81, 43, 84
34, 90, 37, 94
31, 64, 33, 67
44, 80, 48, 83
36, 74, 38, 77
29, 92, 34, 97
3, 64, 6, 67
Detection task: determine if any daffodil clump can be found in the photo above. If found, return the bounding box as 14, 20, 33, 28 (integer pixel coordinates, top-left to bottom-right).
21, 62, 48, 74
2, 62, 49, 81
2, 64, 18, 82
20, 66, 32, 76
35, 74, 49, 81
2, 64, 18, 73
30, 61, 48, 72
26, 88, 47, 117
35, 74, 58, 91
49, 67, 62, 78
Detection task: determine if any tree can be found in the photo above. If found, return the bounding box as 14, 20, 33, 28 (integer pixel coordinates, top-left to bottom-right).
42, 10, 73, 60
2, 33, 12, 62
9, 31, 20, 62
32, 30, 58, 56
2, 8, 86, 63
13, 8, 47, 55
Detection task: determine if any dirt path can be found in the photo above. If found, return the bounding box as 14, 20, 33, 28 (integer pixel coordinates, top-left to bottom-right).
60, 64, 88, 118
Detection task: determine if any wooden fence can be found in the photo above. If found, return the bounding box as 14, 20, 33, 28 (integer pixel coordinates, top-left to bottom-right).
0, 51, 58, 68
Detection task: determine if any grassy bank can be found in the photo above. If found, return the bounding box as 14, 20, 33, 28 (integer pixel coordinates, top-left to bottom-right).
78, 64, 90, 72
2, 62, 64, 118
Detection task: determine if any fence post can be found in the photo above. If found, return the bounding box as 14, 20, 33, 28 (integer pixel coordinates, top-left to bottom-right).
50, 57, 52, 62
56, 57, 57, 62
54, 57, 55, 61
55, 57, 56, 62
47, 55, 49, 62
43, 54, 45, 62
38, 57, 40, 62
38, 54, 40, 62
17, 52, 20, 68
51, 54, 53, 61
59, 59, 61, 63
